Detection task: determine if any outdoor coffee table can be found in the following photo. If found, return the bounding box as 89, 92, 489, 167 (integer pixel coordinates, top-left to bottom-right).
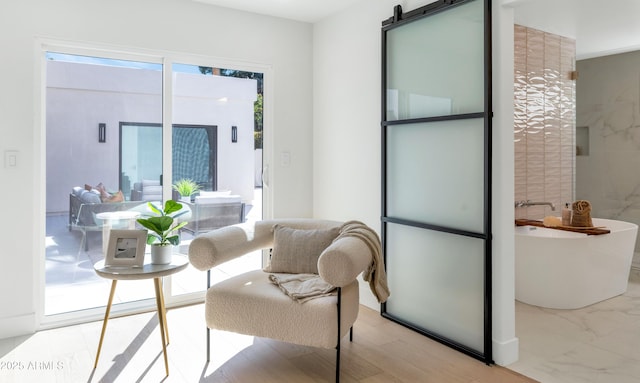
95, 211, 141, 255
93, 255, 188, 376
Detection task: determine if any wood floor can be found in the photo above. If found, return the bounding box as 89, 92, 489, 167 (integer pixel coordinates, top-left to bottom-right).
0, 304, 537, 382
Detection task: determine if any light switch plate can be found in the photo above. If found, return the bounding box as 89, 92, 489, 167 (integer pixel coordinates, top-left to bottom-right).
4, 150, 18, 169
281, 151, 291, 167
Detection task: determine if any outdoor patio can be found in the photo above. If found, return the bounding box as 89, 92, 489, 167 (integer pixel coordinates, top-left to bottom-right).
44, 189, 262, 316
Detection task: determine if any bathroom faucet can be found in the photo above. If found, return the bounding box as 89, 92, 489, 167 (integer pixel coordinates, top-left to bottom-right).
515, 200, 556, 211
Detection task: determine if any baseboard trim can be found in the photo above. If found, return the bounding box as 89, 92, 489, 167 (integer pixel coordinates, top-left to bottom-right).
492, 336, 519, 366
0, 313, 36, 340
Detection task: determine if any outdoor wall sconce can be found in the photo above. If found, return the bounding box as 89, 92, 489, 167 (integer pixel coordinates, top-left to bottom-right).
231, 126, 238, 143
98, 123, 106, 143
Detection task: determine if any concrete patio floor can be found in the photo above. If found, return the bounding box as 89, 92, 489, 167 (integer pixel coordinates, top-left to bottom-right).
44, 189, 262, 316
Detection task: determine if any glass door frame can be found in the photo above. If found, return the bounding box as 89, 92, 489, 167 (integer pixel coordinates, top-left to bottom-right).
119, 122, 219, 197
36, 39, 273, 329
380, 0, 493, 364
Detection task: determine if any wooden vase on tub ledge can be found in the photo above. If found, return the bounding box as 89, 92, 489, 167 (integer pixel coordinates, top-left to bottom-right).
570, 200, 593, 227
136, 200, 189, 265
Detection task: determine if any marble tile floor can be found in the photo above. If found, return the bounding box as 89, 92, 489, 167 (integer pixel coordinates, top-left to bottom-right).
508, 268, 640, 383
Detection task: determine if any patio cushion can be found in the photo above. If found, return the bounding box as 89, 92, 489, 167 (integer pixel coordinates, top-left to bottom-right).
131, 180, 163, 201
194, 195, 241, 204
72, 186, 84, 197
79, 190, 101, 204
199, 190, 231, 197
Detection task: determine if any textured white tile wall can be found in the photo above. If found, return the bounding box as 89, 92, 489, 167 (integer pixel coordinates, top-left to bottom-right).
514, 25, 576, 220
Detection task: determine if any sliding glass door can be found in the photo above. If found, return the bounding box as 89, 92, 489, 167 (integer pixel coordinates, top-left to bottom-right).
169, 63, 262, 298
45, 52, 162, 316
44, 50, 264, 322
381, 0, 493, 363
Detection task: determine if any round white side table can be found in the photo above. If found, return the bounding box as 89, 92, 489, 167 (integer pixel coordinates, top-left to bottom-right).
93, 255, 188, 376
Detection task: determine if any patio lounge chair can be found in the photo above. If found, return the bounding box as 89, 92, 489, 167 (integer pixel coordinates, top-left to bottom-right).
69, 192, 145, 251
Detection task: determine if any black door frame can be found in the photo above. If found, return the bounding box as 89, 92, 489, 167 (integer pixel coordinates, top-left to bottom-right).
380, 0, 493, 364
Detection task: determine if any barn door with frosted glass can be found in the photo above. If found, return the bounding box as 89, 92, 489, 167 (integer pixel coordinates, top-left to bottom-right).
381, 0, 493, 363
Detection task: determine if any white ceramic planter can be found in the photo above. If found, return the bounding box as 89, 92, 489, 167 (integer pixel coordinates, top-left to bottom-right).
151, 244, 173, 265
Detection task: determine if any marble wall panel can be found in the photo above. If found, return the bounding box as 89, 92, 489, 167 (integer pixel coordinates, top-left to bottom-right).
576, 50, 640, 266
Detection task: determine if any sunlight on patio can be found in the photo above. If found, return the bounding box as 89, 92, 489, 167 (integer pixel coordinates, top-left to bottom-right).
44, 189, 262, 316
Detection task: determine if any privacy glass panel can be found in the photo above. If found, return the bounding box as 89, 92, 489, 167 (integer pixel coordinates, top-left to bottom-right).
382, 0, 491, 363
385, 223, 485, 353
385, 0, 484, 121
386, 119, 485, 233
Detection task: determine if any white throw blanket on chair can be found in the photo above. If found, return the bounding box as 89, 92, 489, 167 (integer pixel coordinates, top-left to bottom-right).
269, 220, 390, 304
338, 220, 390, 303
268, 273, 336, 303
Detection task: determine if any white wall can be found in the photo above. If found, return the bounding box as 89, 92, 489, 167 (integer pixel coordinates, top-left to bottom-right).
0, 0, 313, 338
47, 61, 161, 211
2, 0, 519, 367
46, 61, 257, 212
313, 0, 518, 365
173, 71, 257, 202
312, 0, 396, 311
492, 1, 519, 366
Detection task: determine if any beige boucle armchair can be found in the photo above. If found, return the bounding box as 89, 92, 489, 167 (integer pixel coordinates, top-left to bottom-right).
188, 219, 378, 382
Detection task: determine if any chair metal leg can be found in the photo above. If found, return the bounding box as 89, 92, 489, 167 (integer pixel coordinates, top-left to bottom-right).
206, 327, 210, 362
206, 269, 211, 362
336, 287, 342, 383
336, 345, 340, 383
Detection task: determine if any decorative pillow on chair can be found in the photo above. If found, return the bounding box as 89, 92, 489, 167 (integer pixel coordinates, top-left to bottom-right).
264, 225, 340, 274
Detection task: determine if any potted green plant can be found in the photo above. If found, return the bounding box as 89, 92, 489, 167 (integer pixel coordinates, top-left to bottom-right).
172, 178, 200, 203
136, 200, 189, 264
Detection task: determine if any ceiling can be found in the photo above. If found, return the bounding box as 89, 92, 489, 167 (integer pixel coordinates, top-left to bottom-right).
509, 0, 640, 60
191, 0, 364, 23
192, 0, 640, 60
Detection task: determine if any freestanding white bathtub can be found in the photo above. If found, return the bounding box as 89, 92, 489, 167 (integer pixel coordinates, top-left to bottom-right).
515, 218, 638, 309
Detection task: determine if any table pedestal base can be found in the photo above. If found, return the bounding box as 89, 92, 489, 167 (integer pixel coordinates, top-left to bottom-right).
94, 277, 171, 376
